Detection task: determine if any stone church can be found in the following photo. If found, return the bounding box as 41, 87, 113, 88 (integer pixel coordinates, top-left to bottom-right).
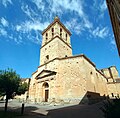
28, 17, 120, 104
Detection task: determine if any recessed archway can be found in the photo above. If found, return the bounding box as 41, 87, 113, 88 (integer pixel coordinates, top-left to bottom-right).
42, 82, 49, 102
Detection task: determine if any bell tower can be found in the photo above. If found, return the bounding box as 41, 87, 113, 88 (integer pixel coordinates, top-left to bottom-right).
40, 17, 72, 65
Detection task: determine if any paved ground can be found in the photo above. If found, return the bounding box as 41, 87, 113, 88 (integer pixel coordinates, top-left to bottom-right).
0, 99, 105, 118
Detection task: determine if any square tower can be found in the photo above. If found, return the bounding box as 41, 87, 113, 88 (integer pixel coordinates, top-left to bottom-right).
40, 17, 72, 65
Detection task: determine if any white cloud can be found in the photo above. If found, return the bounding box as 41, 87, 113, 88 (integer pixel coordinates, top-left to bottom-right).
93, 0, 107, 19
91, 26, 109, 38
27, 30, 42, 44
93, 0, 107, 13
0, 17, 9, 27
32, 0, 83, 15
32, 0, 84, 17
32, 0, 92, 30
65, 17, 93, 35
111, 39, 116, 46
16, 25, 22, 32
0, 27, 7, 36
1, 0, 12, 7
8, 34, 14, 39
15, 0, 93, 44
0, 0, 109, 45
65, 18, 83, 35
8, 34, 23, 44
14, 20, 49, 44
110, 35, 116, 46
51, 0, 84, 16
83, 18, 93, 29
21, 4, 39, 21
32, 0, 45, 11
50, 0, 93, 29
100, 0, 107, 12
99, 0, 107, 18
16, 20, 49, 32
110, 35, 117, 50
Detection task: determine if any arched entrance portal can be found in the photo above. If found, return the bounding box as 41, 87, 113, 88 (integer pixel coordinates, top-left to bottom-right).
42, 82, 49, 102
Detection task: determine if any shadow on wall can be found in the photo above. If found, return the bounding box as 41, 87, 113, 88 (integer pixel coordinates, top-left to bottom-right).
80, 91, 108, 105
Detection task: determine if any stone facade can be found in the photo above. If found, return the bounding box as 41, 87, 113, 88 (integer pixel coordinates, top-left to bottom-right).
106, 0, 120, 56
28, 17, 120, 104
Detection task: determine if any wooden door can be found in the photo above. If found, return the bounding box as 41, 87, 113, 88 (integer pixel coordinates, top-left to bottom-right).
45, 90, 49, 102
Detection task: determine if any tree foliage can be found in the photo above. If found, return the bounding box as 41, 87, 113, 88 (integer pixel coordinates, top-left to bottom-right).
101, 99, 120, 118
0, 68, 28, 112
0, 68, 20, 99
17, 82, 28, 95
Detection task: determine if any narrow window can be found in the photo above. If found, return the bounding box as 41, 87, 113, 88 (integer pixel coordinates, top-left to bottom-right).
66, 33, 67, 41
45, 55, 49, 63
52, 28, 54, 37
46, 33, 48, 41
90, 72, 92, 75
52, 28, 54, 32
60, 28, 62, 38
46, 55, 49, 60
60, 28, 62, 32
96, 73, 98, 78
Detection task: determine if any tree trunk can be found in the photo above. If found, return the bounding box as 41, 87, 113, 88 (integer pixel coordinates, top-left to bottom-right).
5, 96, 8, 112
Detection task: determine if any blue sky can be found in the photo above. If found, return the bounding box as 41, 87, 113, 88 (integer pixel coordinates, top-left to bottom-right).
0, 0, 120, 78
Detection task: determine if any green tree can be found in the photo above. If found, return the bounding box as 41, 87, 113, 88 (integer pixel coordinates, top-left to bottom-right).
17, 82, 28, 95
0, 68, 28, 112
